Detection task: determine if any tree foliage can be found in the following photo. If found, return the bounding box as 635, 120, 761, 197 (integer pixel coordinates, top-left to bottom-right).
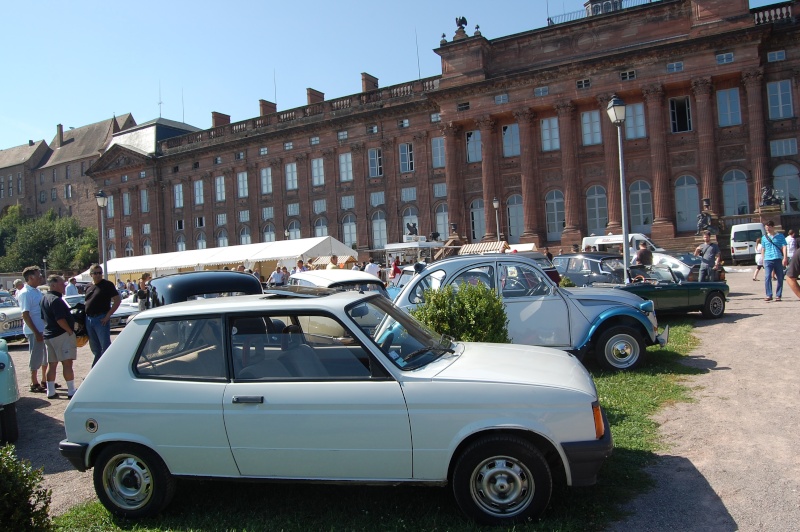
0, 444, 52, 531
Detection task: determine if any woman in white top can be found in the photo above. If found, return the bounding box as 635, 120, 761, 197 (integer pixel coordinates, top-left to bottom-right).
753, 237, 764, 281
786, 229, 796, 260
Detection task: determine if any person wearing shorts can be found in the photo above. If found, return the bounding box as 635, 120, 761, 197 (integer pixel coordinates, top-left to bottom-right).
18, 266, 49, 393
40, 275, 77, 399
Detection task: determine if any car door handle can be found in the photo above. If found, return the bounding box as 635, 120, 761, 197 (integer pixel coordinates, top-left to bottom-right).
232, 396, 264, 404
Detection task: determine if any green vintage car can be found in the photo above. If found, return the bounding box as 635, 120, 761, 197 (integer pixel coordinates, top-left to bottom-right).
600, 265, 729, 319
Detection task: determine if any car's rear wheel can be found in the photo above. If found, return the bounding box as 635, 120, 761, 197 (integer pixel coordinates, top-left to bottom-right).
595, 326, 646, 371
452, 435, 552, 525
0, 402, 18, 444
701, 291, 726, 319
93, 443, 175, 519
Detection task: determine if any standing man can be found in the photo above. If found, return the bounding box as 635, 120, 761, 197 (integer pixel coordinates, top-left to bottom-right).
634, 241, 653, 265
541, 247, 553, 262
18, 266, 49, 393
761, 220, 788, 302
12, 278, 24, 297
65, 277, 79, 296
84, 264, 121, 367
291, 259, 307, 274
693, 231, 721, 282
327, 255, 339, 270
364, 258, 381, 278
40, 275, 77, 399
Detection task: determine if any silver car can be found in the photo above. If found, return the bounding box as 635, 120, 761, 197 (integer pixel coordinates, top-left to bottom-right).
394, 255, 668, 371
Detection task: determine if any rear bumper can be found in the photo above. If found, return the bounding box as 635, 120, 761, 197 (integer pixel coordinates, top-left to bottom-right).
59, 440, 89, 472
562, 409, 614, 486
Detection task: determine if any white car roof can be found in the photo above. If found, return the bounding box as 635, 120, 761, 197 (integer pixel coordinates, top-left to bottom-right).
289, 269, 381, 286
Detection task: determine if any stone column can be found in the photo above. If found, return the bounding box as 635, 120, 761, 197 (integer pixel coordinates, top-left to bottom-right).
692, 77, 720, 214
598, 94, 621, 232
475, 116, 499, 241
380, 138, 399, 243
514, 108, 545, 245
321, 148, 338, 241
268, 158, 285, 236
349, 143, 370, 251
643, 83, 675, 239
442, 123, 463, 239
556, 101, 581, 245
412, 130, 432, 238
743, 69, 769, 210
293, 154, 308, 238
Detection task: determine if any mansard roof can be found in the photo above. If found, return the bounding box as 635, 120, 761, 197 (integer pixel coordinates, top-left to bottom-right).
40, 113, 135, 169
0, 140, 49, 170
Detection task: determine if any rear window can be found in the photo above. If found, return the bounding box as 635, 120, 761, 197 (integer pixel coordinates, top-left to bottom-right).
732, 229, 763, 243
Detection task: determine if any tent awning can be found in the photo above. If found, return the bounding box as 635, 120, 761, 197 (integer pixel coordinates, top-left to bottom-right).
458, 241, 509, 255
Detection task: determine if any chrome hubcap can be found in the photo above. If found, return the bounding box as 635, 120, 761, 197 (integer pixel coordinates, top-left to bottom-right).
470, 456, 534, 517
103, 454, 153, 511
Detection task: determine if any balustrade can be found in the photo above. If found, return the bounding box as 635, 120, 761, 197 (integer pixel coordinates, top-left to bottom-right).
754, 5, 793, 25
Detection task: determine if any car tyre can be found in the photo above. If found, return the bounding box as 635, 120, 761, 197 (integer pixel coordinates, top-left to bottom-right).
0, 402, 19, 444
452, 435, 552, 526
595, 326, 646, 371
93, 443, 176, 519
701, 291, 726, 319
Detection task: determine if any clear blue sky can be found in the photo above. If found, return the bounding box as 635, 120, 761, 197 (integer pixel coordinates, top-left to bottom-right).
0, 0, 778, 150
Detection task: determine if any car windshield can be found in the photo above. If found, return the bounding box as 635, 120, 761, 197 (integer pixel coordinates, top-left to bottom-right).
346, 295, 454, 371
329, 281, 390, 298
600, 258, 625, 273
630, 265, 676, 283
0, 293, 18, 307
392, 269, 415, 289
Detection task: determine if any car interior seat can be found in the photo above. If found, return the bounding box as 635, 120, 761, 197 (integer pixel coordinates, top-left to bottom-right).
280, 324, 329, 378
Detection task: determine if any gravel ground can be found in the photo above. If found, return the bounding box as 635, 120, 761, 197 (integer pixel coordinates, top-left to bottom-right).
7, 271, 800, 528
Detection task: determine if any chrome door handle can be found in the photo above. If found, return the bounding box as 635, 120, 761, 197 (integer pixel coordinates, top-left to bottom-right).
232, 396, 264, 404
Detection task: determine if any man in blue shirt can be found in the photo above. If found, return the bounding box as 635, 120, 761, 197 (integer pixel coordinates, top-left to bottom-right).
761, 220, 788, 301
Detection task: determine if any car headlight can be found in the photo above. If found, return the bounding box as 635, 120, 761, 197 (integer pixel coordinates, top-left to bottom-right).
0, 313, 7, 322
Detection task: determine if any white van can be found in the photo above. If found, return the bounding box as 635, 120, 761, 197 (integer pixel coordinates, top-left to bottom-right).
581, 233, 664, 254
729, 223, 765, 265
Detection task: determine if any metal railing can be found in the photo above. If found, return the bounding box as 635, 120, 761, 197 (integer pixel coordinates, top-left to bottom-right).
548, 0, 662, 25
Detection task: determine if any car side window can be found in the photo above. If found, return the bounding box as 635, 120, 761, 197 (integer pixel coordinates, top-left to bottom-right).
567, 258, 590, 273
500, 263, 551, 298
135, 317, 226, 380
552, 258, 567, 274
451, 266, 495, 291
409, 269, 446, 304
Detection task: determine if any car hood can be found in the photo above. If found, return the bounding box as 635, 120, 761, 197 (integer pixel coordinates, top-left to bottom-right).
562, 286, 645, 307
432, 343, 597, 396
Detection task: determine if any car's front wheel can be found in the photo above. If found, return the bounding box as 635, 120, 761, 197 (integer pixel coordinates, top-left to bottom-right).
93, 443, 175, 519
0, 402, 18, 444
595, 326, 646, 371
701, 291, 726, 319
452, 435, 552, 525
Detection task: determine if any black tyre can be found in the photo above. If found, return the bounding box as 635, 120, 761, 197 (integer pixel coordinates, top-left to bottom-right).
93, 443, 176, 519
452, 435, 552, 525
595, 326, 646, 371
701, 291, 726, 319
0, 402, 19, 444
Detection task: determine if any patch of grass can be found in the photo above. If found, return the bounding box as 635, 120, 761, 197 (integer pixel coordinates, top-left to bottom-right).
54, 318, 702, 531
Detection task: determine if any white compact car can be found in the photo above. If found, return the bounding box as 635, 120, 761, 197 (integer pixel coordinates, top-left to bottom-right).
288, 268, 390, 298
59, 288, 612, 525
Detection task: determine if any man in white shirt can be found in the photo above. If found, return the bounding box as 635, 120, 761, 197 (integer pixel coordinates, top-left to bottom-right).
364, 258, 382, 278
18, 266, 50, 393
66, 277, 79, 296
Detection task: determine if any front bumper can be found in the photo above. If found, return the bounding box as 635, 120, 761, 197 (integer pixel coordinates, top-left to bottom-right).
656, 324, 670, 347
561, 408, 614, 486
59, 440, 89, 472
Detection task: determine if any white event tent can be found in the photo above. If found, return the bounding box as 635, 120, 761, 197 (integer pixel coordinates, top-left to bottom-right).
77, 236, 357, 282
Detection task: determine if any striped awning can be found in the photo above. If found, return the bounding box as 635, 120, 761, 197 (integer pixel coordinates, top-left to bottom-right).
311, 255, 356, 266
458, 241, 509, 255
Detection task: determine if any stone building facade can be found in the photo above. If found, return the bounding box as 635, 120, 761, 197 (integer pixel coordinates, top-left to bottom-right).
88, 0, 799, 259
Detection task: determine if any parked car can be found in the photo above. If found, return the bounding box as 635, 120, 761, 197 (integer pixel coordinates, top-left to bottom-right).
387, 264, 418, 300
59, 288, 612, 525
551, 253, 626, 286
64, 294, 86, 308
288, 269, 390, 298
0, 339, 19, 443
651, 252, 726, 283
499, 251, 561, 284
394, 254, 668, 370
0, 290, 25, 340
110, 295, 141, 329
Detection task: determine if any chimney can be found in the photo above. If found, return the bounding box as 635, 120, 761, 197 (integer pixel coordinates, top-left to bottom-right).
259, 99, 276, 116
361, 73, 379, 92
56, 124, 64, 147
211, 112, 231, 127
307, 88, 324, 105
28, 140, 34, 147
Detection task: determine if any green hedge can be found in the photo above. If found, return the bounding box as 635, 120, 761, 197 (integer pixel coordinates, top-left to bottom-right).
0, 444, 52, 531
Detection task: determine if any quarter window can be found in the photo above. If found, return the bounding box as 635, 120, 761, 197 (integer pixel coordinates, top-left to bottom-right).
135, 318, 226, 379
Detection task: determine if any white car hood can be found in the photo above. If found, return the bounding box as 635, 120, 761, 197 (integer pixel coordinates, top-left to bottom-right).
432, 343, 597, 396
563, 286, 644, 307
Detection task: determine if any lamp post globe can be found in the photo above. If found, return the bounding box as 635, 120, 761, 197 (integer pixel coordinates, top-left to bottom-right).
94, 190, 109, 277
492, 197, 501, 242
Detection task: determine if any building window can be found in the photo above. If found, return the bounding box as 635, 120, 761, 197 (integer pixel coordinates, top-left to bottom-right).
457, 102, 470, 112
176, 235, 186, 251
342, 214, 357, 246
402, 206, 419, 236
108, 243, 116, 259
140, 171, 146, 178
260, 167, 272, 194
239, 227, 251, 245
263, 223, 276, 242
430, 113, 441, 123
194, 180, 204, 205
337, 130, 348, 141
366, 124, 378, 134
313, 199, 326, 214
124, 242, 134, 257
341, 195, 355, 210
287, 220, 301, 240
52, 169, 57, 182
314, 218, 328, 237
1, 178, 5, 199
108, 228, 115, 239
140, 189, 149, 213
767, 80, 794, 119
39, 191, 46, 203
399, 143, 414, 173
122, 175, 129, 182
398, 118, 410, 128
433, 183, 447, 198
143, 239, 153, 255
287, 203, 300, 216
311, 158, 324, 186
494, 94, 509, 104
17, 174, 22, 194
534, 86, 549, 97
65, 165, 71, 179
196, 216, 205, 228
586, 185, 608, 236
339, 153, 353, 182
309, 136, 319, 146
767, 50, 786, 62
122, 192, 131, 215
216, 213, 227, 226
64, 184, 73, 198
502, 124, 520, 157
214, 156, 222, 165
107, 195, 114, 218
620, 70, 636, 81
629, 181, 653, 233
666, 61, 684, 73
774, 164, 800, 213
401, 187, 417, 202
284, 141, 293, 151
470, 199, 485, 241
217, 229, 228, 247
435, 203, 449, 238
196, 232, 206, 249
368, 148, 383, 177
260, 146, 269, 155
215, 176, 226, 202
142, 223, 151, 234
581, 110, 602, 146
541, 117, 560, 151
237, 171, 248, 198
717, 88, 742, 127
285, 162, 298, 190
716, 52, 734, 64
372, 211, 387, 249
466, 130, 482, 162
669, 96, 693, 132
176, 220, 184, 231
370, 191, 385, 207
431, 137, 445, 168
576, 79, 591, 89
545, 190, 565, 241
262, 206, 274, 220
193, 162, 200, 169
625, 103, 647, 139
239, 210, 250, 222
235, 151, 245, 160
124, 226, 133, 237
770, 138, 798, 157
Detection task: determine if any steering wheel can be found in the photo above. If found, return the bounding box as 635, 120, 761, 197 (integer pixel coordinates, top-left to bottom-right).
379, 332, 394, 352
504, 278, 526, 291
633, 275, 646, 283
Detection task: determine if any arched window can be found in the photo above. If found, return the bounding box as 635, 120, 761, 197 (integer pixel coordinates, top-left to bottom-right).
142, 238, 152, 255
435, 203, 449, 239
545, 190, 565, 241
773, 164, 800, 213
585, 185, 608, 236
196, 232, 206, 250
470, 199, 485, 242
288, 220, 301, 240
239, 226, 251, 245
124, 241, 134, 257
402, 206, 419, 235
217, 229, 228, 247
674, 175, 700, 232
506, 194, 523, 244
371, 211, 387, 249
342, 214, 357, 247
263, 223, 275, 242
722, 169, 750, 216
629, 180, 653, 233
108, 243, 116, 259
314, 217, 328, 237
176, 235, 186, 252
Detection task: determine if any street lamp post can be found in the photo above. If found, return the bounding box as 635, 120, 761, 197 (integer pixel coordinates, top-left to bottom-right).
94, 191, 109, 277
606, 95, 631, 283
42, 258, 47, 280
493, 197, 501, 242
